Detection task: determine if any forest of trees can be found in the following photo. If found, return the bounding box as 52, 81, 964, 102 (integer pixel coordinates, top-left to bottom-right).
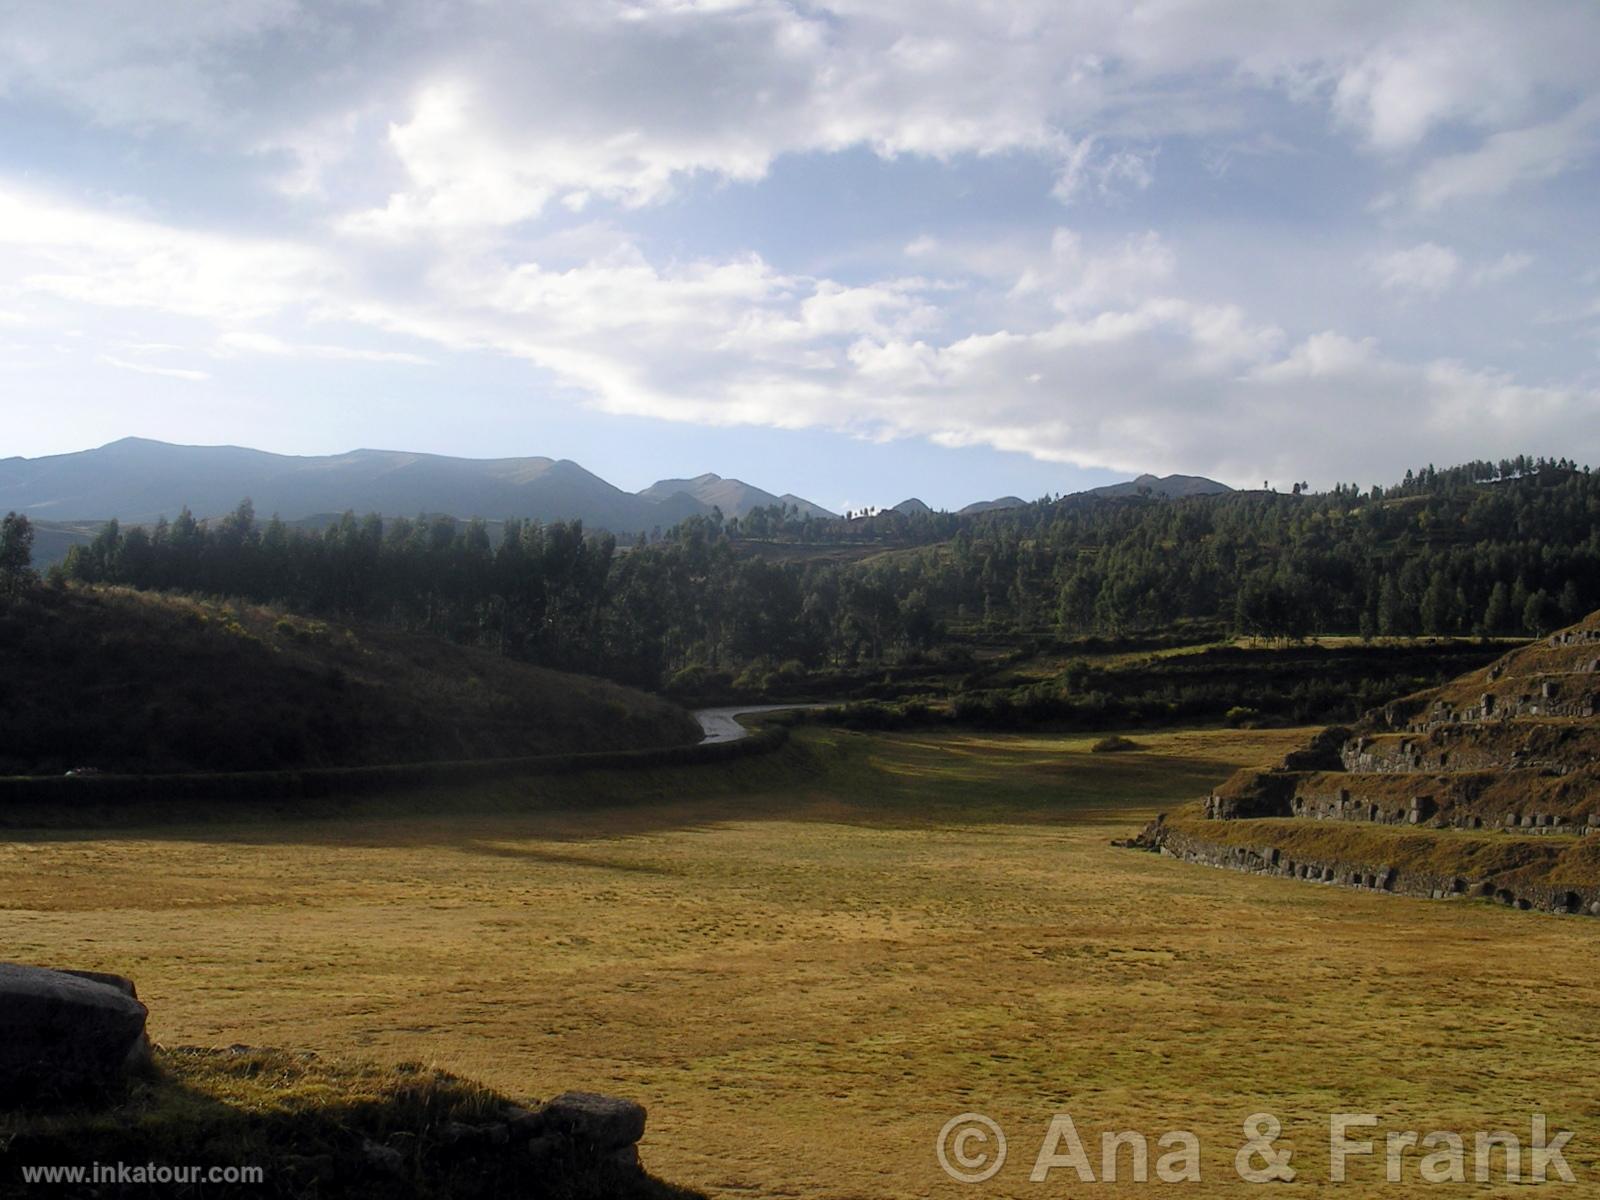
51, 506, 939, 688
50, 456, 1600, 690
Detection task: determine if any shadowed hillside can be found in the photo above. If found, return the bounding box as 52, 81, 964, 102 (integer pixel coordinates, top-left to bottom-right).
0, 1046, 700, 1200
0, 585, 701, 776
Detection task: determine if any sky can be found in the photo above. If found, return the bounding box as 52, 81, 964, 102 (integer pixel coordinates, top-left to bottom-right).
2, 1, 1599, 513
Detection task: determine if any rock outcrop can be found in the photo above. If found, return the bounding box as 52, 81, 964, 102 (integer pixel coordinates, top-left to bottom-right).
532, 1091, 649, 1160
0, 977, 672, 1197
0, 964, 151, 1101
354, 1087, 650, 1178
2, 1041, 678, 1199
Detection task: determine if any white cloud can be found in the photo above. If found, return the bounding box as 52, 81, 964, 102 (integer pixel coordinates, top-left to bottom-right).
1330, 29, 1523, 151
1471, 253, 1532, 287
97, 354, 209, 382
1251, 331, 1381, 381
1370, 243, 1460, 294
1411, 97, 1600, 209
1013, 229, 1176, 312
2, 1, 1596, 233
214, 331, 433, 365
1050, 136, 1155, 205
0, 1, 304, 131
4, 3, 1600, 483
1049, 136, 1099, 204
0, 188, 331, 320
365, 227, 1595, 486
15, 172, 1599, 485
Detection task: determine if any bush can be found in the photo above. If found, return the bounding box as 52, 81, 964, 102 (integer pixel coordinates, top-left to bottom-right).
732, 663, 775, 694
664, 665, 702, 693
1224, 705, 1260, 728
1061, 658, 1094, 692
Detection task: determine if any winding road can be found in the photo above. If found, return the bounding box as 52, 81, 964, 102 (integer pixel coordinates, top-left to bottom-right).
692, 704, 825, 743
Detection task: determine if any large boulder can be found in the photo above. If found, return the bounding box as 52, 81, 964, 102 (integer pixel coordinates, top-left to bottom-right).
532, 1091, 647, 1151
0, 964, 150, 1102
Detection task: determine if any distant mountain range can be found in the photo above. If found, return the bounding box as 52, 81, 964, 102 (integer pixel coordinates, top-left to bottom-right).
0, 438, 835, 533
3, 440, 1235, 564
888, 475, 1231, 518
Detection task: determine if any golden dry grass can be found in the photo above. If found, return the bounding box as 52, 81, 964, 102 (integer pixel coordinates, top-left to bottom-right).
4, 726, 1598, 1197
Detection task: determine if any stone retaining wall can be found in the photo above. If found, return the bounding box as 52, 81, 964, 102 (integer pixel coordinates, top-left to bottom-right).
1138, 820, 1600, 917
1209, 767, 1600, 833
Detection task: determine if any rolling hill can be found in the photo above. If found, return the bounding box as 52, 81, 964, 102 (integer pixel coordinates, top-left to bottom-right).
637, 472, 834, 520
957, 495, 1026, 515
1085, 473, 1232, 499
0, 585, 702, 775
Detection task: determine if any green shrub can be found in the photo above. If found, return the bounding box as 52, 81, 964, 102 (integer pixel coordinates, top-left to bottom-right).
1091, 735, 1140, 753
732, 663, 775, 694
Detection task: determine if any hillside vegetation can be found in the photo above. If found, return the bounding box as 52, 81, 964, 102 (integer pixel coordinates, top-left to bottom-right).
0, 585, 700, 776
53, 457, 1600, 699
814, 636, 1507, 733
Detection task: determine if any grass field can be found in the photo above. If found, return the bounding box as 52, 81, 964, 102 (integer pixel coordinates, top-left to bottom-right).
5, 726, 1599, 1196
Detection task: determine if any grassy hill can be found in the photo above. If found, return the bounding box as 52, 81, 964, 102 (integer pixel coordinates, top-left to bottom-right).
22, 519, 96, 568
0, 585, 701, 776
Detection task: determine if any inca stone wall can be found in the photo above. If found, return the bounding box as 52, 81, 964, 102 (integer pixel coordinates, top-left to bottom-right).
1143, 820, 1600, 917
1129, 612, 1600, 918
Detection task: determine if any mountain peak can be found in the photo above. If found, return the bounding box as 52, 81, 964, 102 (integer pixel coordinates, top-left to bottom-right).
637, 473, 834, 521
958, 496, 1026, 515
1085, 473, 1232, 500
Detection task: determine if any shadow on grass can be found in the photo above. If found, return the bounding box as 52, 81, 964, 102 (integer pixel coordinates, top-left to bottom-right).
0, 725, 1293, 851
0, 1048, 700, 1200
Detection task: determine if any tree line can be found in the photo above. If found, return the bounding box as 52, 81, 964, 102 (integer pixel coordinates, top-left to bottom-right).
53, 507, 942, 688
46, 455, 1600, 688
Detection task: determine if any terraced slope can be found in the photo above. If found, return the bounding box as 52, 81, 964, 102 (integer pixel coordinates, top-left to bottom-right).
1132, 612, 1600, 916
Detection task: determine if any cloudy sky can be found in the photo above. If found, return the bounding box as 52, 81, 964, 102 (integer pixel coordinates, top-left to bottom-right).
4, 1, 1599, 510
